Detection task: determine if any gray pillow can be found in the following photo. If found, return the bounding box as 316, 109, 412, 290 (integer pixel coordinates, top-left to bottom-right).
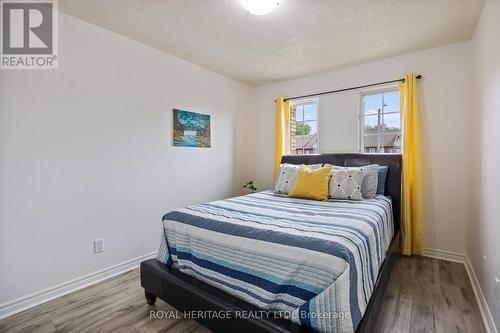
273, 164, 323, 194
332, 164, 379, 199
359, 164, 379, 199
329, 168, 364, 200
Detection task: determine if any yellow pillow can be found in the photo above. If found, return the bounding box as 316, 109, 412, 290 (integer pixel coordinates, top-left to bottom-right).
288, 165, 332, 201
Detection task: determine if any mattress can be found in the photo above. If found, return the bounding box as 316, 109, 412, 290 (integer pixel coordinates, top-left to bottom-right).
157, 190, 394, 333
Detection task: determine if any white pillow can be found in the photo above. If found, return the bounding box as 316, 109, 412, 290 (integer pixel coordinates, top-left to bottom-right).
273, 164, 323, 194
329, 168, 364, 200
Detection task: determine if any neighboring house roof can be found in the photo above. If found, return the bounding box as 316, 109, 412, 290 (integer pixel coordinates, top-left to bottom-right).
296, 133, 318, 150
364, 132, 400, 147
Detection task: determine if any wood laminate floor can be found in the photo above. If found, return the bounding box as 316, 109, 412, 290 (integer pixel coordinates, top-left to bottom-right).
0, 257, 485, 333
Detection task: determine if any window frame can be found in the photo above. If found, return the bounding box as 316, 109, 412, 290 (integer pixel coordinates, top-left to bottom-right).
290, 97, 320, 155
358, 86, 401, 154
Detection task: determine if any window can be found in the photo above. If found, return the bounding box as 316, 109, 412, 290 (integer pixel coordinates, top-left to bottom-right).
290, 100, 319, 155
361, 90, 401, 153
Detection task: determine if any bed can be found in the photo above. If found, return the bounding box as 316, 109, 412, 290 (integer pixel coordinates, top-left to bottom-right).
141, 154, 401, 333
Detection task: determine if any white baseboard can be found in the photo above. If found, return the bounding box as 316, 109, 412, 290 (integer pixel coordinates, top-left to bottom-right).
0, 251, 156, 320
423, 247, 466, 263
464, 256, 498, 333
423, 248, 497, 333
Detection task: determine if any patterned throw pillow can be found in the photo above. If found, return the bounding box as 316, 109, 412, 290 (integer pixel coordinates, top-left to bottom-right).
273, 164, 322, 194
331, 164, 379, 199
329, 168, 364, 200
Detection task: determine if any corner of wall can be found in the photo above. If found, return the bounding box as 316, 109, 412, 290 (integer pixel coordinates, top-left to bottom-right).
467, 0, 500, 331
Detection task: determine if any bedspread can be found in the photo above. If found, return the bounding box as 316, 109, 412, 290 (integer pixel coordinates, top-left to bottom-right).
157, 191, 394, 332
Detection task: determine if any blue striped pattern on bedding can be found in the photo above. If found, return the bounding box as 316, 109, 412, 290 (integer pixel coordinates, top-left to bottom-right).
157, 190, 394, 333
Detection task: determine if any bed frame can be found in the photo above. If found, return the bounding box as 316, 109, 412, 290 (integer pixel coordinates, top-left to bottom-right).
141, 153, 402, 333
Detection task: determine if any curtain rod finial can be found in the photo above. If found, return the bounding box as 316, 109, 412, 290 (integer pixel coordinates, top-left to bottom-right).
416, 74, 422, 79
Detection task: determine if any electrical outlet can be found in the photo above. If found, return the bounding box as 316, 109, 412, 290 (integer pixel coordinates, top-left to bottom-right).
93, 239, 104, 253
495, 277, 500, 304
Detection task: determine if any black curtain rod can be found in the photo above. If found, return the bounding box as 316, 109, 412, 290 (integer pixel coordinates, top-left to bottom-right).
284, 74, 422, 102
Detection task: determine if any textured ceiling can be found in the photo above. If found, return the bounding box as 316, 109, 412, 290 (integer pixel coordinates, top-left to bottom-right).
59, 0, 484, 86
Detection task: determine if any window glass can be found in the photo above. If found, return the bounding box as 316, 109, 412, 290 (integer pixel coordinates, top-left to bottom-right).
296, 105, 304, 122
290, 101, 319, 155
363, 94, 383, 115
361, 90, 401, 153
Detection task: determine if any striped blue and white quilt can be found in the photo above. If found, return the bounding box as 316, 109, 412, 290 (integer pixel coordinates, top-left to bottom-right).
157, 190, 394, 333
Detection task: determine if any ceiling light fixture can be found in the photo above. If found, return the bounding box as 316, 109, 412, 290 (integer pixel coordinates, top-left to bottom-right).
241, 0, 280, 15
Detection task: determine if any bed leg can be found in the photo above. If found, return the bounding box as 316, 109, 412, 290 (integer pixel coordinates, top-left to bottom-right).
145, 290, 157, 305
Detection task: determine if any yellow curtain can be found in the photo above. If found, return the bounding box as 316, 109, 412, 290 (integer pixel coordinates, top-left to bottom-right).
399, 73, 424, 256
273, 97, 290, 179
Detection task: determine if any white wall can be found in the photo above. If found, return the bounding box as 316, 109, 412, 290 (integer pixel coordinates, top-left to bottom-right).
469, 0, 500, 327
0, 12, 255, 305
318, 92, 360, 153
254, 42, 473, 254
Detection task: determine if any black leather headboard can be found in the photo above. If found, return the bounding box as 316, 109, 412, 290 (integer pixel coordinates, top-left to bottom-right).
281, 153, 402, 231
